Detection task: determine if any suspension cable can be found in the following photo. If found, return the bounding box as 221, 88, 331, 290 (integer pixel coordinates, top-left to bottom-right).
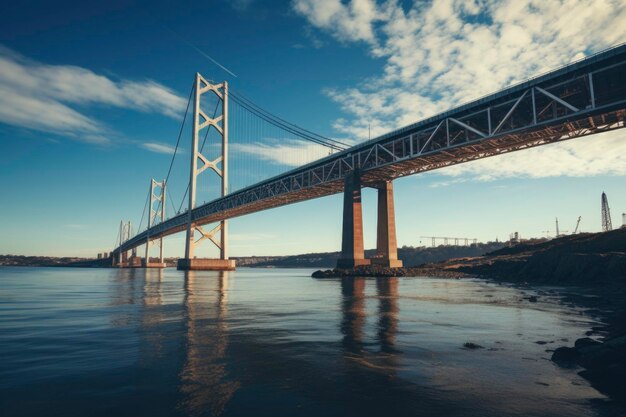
151, 81, 194, 221
230, 90, 349, 150
176, 98, 220, 213
137, 189, 151, 232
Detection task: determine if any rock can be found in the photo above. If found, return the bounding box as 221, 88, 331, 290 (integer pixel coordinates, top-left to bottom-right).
527, 296, 538, 302
574, 337, 601, 349
577, 335, 626, 368
551, 346, 579, 364
535, 341, 548, 345
311, 269, 336, 278
463, 342, 484, 349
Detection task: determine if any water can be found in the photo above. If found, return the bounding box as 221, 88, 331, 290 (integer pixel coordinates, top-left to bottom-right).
0, 267, 609, 416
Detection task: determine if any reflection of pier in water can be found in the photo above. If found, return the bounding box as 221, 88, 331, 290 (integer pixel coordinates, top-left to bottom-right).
341, 277, 400, 371
179, 271, 239, 416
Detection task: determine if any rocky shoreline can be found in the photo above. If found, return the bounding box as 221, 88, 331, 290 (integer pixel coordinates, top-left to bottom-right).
311, 264, 469, 279
313, 228, 626, 405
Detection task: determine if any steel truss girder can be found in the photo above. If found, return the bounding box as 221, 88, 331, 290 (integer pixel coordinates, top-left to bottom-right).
145, 179, 166, 263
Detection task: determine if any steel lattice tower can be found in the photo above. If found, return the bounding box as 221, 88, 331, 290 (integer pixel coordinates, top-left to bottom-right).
601, 192, 612, 232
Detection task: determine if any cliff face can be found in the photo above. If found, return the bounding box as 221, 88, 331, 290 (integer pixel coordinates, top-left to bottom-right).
440, 228, 626, 284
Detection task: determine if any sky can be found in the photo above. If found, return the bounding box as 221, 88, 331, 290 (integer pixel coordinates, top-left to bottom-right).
0, 0, 625, 258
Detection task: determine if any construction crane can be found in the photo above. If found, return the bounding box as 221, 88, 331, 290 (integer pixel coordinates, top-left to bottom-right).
420, 236, 478, 247
554, 218, 568, 237
601, 192, 613, 232
555, 218, 560, 237
573, 216, 582, 234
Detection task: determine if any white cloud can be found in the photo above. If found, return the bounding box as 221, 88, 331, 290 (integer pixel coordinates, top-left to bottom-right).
434, 129, 626, 182
231, 139, 336, 166
0, 45, 186, 143
294, 0, 626, 180
141, 142, 179, 155
293, 0, 382, 44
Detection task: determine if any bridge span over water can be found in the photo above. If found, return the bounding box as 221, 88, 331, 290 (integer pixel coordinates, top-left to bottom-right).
113, 44, 626, 270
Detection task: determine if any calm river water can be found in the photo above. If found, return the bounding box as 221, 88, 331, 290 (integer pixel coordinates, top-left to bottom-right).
0, 267, 611, 416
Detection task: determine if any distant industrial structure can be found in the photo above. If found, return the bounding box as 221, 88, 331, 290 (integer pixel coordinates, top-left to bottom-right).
420, 236, 478, 247
573, 216, 582, 234
601, 192, 613, 232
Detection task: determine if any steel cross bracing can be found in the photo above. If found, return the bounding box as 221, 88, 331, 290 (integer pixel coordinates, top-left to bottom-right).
114, 44, 626, 254
183, 74, 230, 261
144, 179, 166, 262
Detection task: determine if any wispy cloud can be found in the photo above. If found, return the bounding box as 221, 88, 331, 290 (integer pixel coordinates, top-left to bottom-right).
141, 142, 180, 155
293, 0, 626, 179
0, 45, 186, 144
292, 0, 381, 45
231, 139, 336, 166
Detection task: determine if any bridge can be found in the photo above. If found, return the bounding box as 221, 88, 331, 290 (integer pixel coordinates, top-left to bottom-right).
112, 44, 626, 270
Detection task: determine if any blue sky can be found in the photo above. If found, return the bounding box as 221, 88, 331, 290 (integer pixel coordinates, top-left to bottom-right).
1, 0, 625, 258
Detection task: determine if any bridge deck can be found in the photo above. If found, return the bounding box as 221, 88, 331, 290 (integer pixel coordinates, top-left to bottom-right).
115, 44, 626, 254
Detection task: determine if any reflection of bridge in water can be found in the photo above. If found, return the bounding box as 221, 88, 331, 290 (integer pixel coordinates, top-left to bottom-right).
111, 45, 626, 272
341, 277, 400, 380
123, 271, 403, 415
124, 270, 240, 415
99, 268, 605, 416
179, 272, 239, 416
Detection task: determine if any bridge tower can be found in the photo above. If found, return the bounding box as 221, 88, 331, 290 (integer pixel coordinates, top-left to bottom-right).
143, 179, 166, 268
113, 220, 133, 267
177, 74, 236, 271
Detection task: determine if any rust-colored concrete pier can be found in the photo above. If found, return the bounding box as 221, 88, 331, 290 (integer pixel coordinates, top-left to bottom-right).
337, 171, 371, 269
372, 181, 402, 268
337, 173, 402, 269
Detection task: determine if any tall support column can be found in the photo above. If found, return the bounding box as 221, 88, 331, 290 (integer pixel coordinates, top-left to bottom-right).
372, 181, 403, 268
159, 180, 166, 264
143, 179, 166, 268
117, 220, 124, 268
221, 81, 229, 260
184, 74, 202, 261
178, 73, 235, 271
145, 179, 155, 263
337, 171, 371, 269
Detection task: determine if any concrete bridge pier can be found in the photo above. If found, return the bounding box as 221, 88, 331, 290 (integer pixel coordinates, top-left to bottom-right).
337, 171, 371, 269
371, 181, 403, 268
142, 258, 166, 268
112, 251, 130, 267
336, 174, 402, 269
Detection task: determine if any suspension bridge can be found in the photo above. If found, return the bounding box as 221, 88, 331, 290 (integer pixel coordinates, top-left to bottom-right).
111, 44, 626, 270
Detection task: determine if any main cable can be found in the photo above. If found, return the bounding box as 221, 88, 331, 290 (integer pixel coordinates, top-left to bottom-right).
137, 189, 151, 232
230, 94, 345, 150
230, 89, 347, 147
177, 98, 221, 213
230, 90, 348, 150
152, 81, 194, 221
